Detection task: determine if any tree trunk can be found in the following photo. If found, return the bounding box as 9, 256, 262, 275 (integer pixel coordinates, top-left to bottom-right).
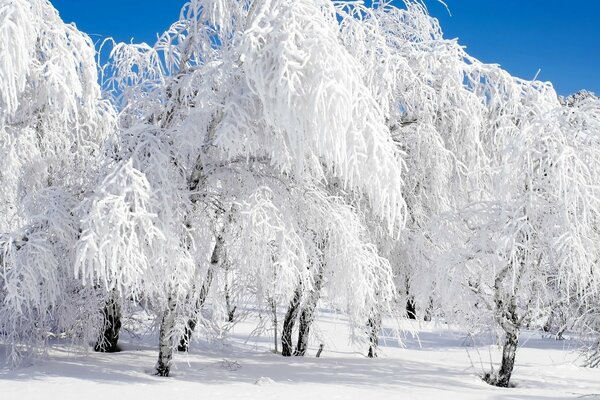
316, 344, 324, 358
496, 330, 518, 387
404, 278, 416, 320
367, 312, 381, 358
94, 290, 121, 353
487, 268, 521, 388
268, 297, 278, 354
406, 297, 416, 320
156, 294, 178, 377
484, 328, 518, 387
484, 253, 526, 388
177, 266, 214, 352
423, 298, 433, 322
225, 280, 236, 323
294, 307, 312, 356
281, 284, 302, 357
294, 260, 325, 357
177, 236, 221, 352
542, 309, 554, 333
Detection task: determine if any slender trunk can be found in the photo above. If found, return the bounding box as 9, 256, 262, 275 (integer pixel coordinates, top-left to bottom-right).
294, 261, 325, 357
225, 280, 236, 322
281, 284, 302, 357
152, 41, 224, 377
404, 278, 416, 320
555, 324, 566, 340
367, 312, 381, 358
487, 267, 521, 388
269, 297, 278, 353
177, 236, 221, 352
156, 294, 178, 377
406, 297, 416, 320
315, 344, 324, 358
177, 266, 214, 351
423, 298, 433, 322
94, 290, 121, 353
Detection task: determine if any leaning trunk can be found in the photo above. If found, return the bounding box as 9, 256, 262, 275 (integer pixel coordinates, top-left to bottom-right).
177, 266, 214, 351
156, 294, 178, 377
177, 236, 221, 352
281, 284, 302, 357
94, 290, 121, 353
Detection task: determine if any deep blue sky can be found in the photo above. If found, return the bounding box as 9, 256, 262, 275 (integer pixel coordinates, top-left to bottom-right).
52, 0, 599, 95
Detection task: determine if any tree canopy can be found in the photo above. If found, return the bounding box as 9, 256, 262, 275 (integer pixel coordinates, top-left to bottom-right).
1, 0, 600, 388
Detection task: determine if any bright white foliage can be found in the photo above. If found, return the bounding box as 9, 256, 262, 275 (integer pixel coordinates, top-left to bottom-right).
0, 0, 115, 230
2, 0, 600, 376
332, 2, 600, 346
0, 0, 116, 362
75, 0, 408, 349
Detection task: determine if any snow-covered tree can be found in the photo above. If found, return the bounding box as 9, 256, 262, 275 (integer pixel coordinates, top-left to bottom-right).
335, 1, 600, 386
335, 2, 489, 324
432, 72, 600, 387
3, 1, 600, 390
75, 0, 407, 376
0, 0, 115, 363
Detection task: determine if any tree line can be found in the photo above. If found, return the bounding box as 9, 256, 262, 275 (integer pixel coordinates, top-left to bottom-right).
1, 0, 600, 388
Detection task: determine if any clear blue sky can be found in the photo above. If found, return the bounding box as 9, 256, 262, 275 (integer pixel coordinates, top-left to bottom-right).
51, 0, 599, 95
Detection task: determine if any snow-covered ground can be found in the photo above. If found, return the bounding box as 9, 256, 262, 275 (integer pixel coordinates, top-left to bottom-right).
2, 309, 599, 399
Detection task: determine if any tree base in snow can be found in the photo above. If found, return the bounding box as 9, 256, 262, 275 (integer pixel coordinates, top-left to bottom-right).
367, 345, 378, 358
155, 365, 170, 377
93, 342, 121, 353
93, 297, 122, 353
482, 372, 515, 388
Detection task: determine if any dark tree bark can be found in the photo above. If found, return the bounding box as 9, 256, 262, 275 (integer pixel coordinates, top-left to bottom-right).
225, 281, 236, 323
406, 297, 416, 320
404, 277, 417, 320
94, 291, 121, 353
483, 329, 519, 388
177, 236, 221, 352
281, 284, 302, 357
294, 302, 313, 356
294, 305, 313, 356
485, 268, 521, 388
294, 259, 325, 356
367, 312, 382, 358
496, 330, 518, 387
293, 237, 326, 356
315, 344, 324, 358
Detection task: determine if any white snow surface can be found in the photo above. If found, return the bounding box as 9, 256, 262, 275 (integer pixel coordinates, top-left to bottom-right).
2, 309, 599, 400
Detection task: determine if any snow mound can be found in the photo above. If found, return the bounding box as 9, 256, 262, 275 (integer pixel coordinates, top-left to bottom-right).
255, 377, 275, 386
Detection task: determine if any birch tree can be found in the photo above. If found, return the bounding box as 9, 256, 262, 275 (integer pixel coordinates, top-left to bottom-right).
76, 0, 406, 376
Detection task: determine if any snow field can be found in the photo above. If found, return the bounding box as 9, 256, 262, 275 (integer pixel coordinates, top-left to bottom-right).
2, 309, 599, 400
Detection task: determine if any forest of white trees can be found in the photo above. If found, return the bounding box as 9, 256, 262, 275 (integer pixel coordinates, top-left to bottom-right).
1, 0, 600, 389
